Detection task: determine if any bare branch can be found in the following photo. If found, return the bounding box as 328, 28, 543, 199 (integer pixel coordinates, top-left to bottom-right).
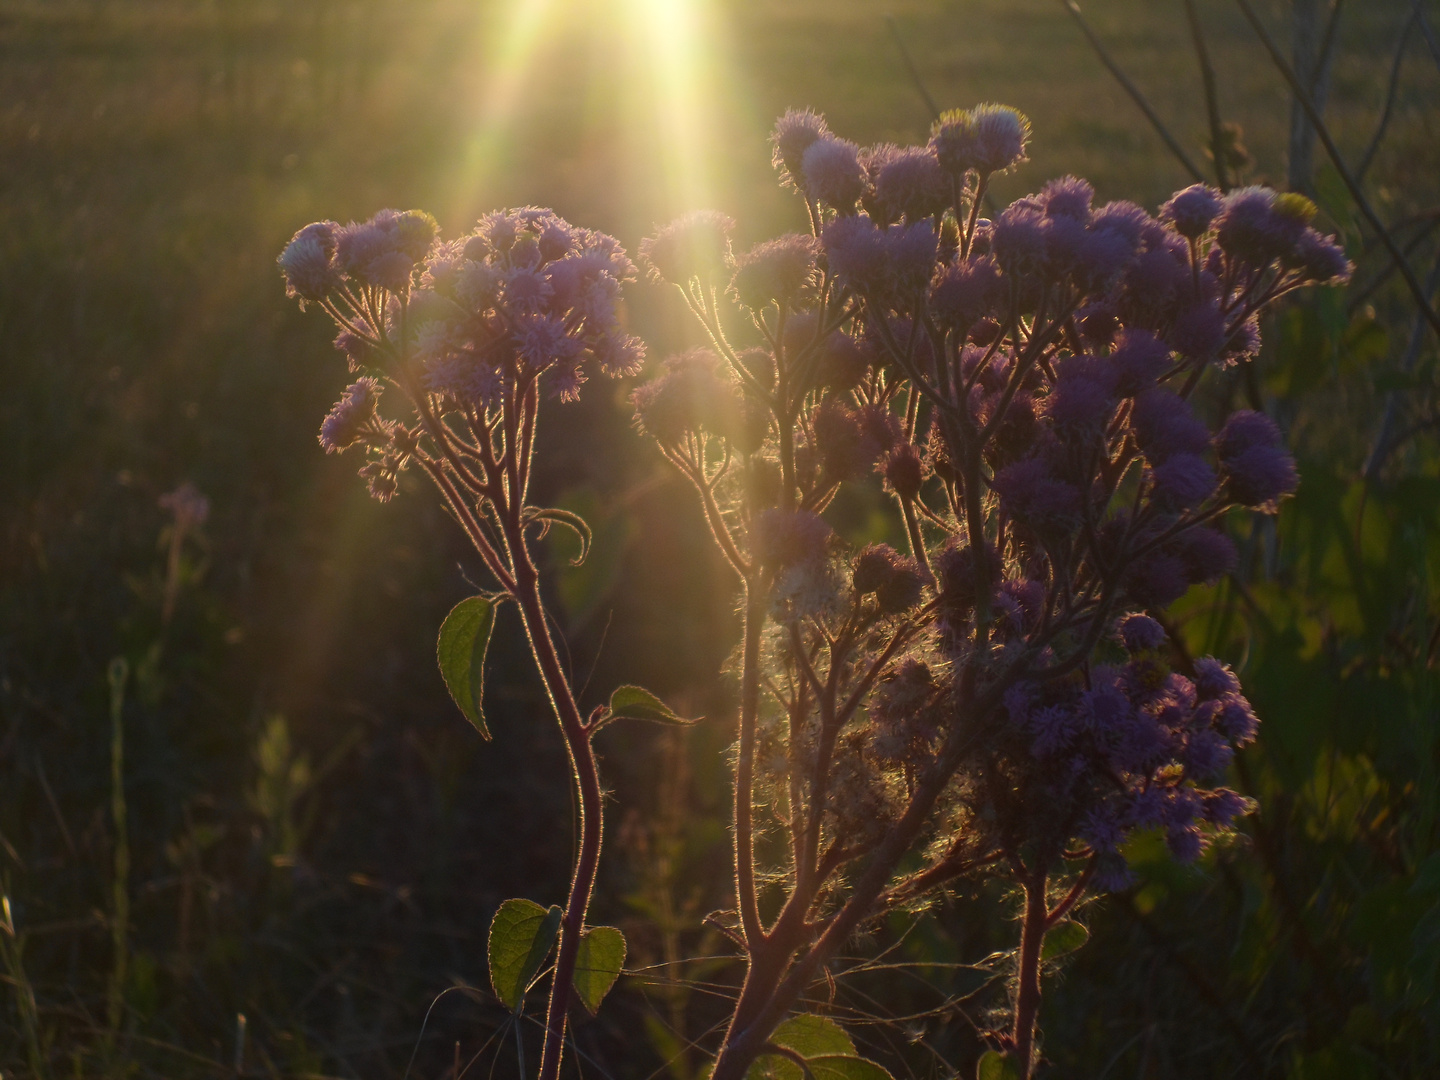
1235, 0, 1440, 337
1059, 0, 1206, 183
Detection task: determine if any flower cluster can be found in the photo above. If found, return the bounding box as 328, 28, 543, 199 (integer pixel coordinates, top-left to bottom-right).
1001, 614, 1257, 891
278, 207, 644, 499
632, 102, 1351, 1080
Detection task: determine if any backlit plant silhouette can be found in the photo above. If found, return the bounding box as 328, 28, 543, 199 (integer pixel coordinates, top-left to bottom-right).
633, 104, 1349, 1080
278, 206, 678, 1080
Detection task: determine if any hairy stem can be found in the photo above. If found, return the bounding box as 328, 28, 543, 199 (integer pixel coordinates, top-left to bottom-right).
736, 583, 767, 946
504, 523, 604, 1080
1010, 869, 1049, 1080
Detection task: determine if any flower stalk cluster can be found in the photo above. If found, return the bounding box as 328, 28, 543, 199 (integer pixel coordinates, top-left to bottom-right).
634, 104, 1349, 1080
279, 206, 646, 1080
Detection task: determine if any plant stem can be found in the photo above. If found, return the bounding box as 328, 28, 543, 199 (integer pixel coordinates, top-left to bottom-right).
506, 533, 604, 1080
1010, 869, 1049, 1080
105, 658, 130, 1050
735, 583, 766, 947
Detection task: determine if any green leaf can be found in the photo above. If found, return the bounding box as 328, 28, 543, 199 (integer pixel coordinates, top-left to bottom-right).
805, 1056, 894, 1080
437, 596, 498, 739
488, 899, 561, 1010
746, 1019, 861, 1080
605, 685, 694, 726
572, 925, 626, 1013
976, 1051, 1020, 1080
1041, 919, 1089, 961
770, 1015, 855, 1057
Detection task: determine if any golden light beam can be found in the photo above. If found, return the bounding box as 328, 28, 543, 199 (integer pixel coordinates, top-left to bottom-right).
443, 0, 555, 219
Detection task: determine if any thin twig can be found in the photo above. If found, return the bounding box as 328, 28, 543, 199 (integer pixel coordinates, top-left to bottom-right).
1235, 0, 1440, 337
1181, 0, 1230, 190
1059, 0, 1206, 183
1364, 247, 1440, 480
1347, 213, 1440, 315
1418, 6, 1440, 71
1356, 0, 1422, 184
886, 15, 941, 123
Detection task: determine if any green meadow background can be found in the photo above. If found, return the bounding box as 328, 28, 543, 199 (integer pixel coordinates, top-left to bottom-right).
3, 1, 1438, 1076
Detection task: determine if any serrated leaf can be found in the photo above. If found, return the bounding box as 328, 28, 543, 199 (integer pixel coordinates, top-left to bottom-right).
976, 1051, 1020, 1080
572, 925, 625, 1013
437, 596, 497, 739
1041, 919, 1089, 961
488, 899, 561, 1010
607, 685, 694, 726
771, 1015, 855, 1057
805, 1056, 894, 1080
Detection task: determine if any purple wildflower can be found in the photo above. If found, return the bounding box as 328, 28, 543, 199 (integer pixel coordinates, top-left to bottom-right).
278, 221, 340, 302
1193, 657, 1241, 700
730, 234, 821, 309
1290, 228, 1352, 283
1110, 330, 1172, 396
1214, 187, 1307, 266
1223, 444, 1299, 510
992, 458, 1083, 533
640, 211, 735, 285
1042, 175, 1094, 220
1203, 789, 1254, 827
931, 255, 1002, 329
969, 103, 1031, 174
823, 214, 891, 296
1117, 613, 1167, 653
801, 137, 866, 210
630, 348, 738, 447
991, 202, 1048, 275
874, 145, 949, 222
1131, 389, 1212, 462
593, 331, 647, 378
1214, 409, 1281, 460
1174, 526, 1238, 585
886, 220, 939, 294
158, 483, 210, 530
772, 108, 830, 191
1216, 695, 1259, 744
1150, 453, 1218, 510
319, 377, 382, 453
1160, 184, 1222, 239
1169, 301, 1227, 363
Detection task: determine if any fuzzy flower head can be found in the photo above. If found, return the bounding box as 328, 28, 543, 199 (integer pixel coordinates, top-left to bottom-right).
730, 234, 821, 310
319, 377, 382, 453
772, 108, 830, 192
159, 482, 211, 531
640, 211, 736, 286
1161, 184, 1222, 239
873, 145, 949, 222
931, 103, 1030, 177
332, 209, 438, 292
407, 209, 640, 405
278, 221, 341, 303
631, 348, 741, 448
802, 137, 866, 211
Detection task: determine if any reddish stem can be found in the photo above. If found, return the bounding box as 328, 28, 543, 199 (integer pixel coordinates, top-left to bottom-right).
1010, 869, 1049, 1080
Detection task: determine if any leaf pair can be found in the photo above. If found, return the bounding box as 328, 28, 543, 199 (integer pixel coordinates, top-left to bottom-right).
743, 1015, 894, 1080
439, 596, 694, 740
487, 898, 626, 1014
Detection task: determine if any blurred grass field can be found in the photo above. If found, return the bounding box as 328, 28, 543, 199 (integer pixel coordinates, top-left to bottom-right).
3, 1, 1439, 1076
